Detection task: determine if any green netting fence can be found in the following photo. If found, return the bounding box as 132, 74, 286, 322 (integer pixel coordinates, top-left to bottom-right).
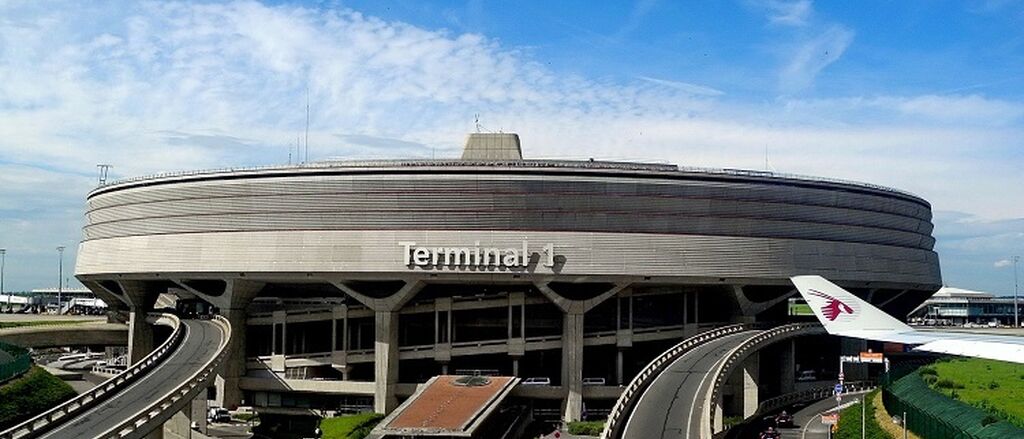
0, 341, 31, 384
882, 370, 1024, 439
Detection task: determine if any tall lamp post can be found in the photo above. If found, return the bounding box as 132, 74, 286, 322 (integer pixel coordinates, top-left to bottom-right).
1, 248, 6, 311
1014, 255, 1020, 328
57, 246, 65, 315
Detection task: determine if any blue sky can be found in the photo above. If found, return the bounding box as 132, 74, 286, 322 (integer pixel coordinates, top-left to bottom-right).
0, 0, 1021, 295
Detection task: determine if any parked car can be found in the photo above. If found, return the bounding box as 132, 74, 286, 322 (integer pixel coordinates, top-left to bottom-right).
208, 407, 230, 423
582, 377, 606, 386
796, 370, 817, 382
521, 377, 551, 385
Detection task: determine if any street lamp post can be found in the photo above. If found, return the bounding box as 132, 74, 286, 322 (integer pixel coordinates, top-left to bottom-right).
57, 246, 65, 315
1, 248, 6, 311
1014, 256, 1020, 328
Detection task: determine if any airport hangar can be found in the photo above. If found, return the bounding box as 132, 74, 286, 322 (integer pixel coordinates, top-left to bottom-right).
74, 133, 941, 423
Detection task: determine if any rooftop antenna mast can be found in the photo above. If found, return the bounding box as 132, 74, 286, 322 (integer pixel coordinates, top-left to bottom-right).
474, 114, 481, 133
97, 164, 112, 185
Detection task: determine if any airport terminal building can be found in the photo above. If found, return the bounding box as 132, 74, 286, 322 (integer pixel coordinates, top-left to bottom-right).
74, 134, 942, 423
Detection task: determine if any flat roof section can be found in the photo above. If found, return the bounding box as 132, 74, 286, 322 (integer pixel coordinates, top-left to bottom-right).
373, 375, 519, 437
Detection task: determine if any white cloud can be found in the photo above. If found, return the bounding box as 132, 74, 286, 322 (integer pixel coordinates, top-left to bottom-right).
779, 25, 855, 93
0, 1, 1022, 290
995, 259, 1014, 268
762, 0, 813, 27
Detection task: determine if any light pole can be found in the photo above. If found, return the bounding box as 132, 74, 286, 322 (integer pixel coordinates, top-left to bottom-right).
57, 246, 65, 315
1014, 256, 1020, 328
1, 248, 6, 311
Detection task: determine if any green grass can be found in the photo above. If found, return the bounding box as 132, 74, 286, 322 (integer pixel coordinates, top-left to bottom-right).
929, 358, 1024, 428
0, 366, 77, 430
834, 389, 890, 439
789, 303, 814, 316
319, 412, 384, 439
567, 420, 605, 436
0, 320, 90, 329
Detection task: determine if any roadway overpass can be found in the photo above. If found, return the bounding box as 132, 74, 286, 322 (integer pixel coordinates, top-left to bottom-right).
0, 314, 230, 439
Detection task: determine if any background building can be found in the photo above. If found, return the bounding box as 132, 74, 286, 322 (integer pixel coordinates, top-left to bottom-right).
909, 286, 1023, 326
74, 133, 942, 423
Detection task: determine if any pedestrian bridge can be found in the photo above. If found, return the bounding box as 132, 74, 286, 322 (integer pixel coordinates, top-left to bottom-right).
601, 322, 826, 439
0, 314, 230, 439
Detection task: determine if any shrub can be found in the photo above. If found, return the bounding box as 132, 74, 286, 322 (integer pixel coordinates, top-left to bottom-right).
567, 420, 605, 436
0, 366, 77, 430
935, 378, 964, 389
988, 381, 1001, 390
919, 366, 938, 376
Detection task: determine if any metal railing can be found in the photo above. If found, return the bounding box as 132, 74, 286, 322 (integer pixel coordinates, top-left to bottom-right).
755, 381, 876, 417
0, 314, 183, 439
707, 322, 825, 436
599, 324, 748, 439
96, 315, 231, 439
92, 158, 922, 201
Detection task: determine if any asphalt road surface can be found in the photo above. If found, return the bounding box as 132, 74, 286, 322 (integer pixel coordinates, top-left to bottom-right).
38, 319, 224, 439
621, 331, 760, 439
780, 391, 871, 439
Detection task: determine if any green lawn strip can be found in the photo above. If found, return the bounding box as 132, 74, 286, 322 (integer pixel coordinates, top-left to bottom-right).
789, 303, 814, 316
567, 420, 605, 436
319, 412, 384, 439
834, 389, 890, 439
0, 320, 91, 329
927, 358, 1024, 428
0, 366, 77, 430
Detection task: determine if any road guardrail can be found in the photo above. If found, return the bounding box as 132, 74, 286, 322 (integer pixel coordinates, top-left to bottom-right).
600, 324, 749, 439
0, 313, 182, 439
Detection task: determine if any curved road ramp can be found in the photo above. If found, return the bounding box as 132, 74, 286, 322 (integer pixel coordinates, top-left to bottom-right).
601, 323, 824, 439
0, 314, 231, 439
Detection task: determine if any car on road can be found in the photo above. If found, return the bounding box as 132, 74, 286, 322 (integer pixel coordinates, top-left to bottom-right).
796, 370, 817, 382
582, 377, 606, 386
521, 377, 551, 385
208, 407, 230, 423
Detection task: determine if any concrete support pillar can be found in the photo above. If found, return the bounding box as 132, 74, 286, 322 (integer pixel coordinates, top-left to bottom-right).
562, 311, 584, 423
271, 310, 286, 372
616, 349, 625, 386
512, 357, 520, 377
215, 308, 248, 409
128, 305, 155, 365
781, 339, 796, 394
741, 352, 759, 418
374, 311, 399, 414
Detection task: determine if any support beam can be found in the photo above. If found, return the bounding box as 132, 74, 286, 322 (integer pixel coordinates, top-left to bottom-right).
562, 311, 584, 423
780, 339, 795, 394
120, 280, 161, 366
741, 352, 759, 418
209, 280, 264, 409
375, 311, 399, 413
730, 285, 796, 318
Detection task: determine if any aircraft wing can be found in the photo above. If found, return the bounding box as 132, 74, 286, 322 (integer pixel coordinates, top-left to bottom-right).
791, 275, 1024, 364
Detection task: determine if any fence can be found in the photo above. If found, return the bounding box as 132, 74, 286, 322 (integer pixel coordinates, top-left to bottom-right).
0, 341, 31, 384
882, 370, 1024, 439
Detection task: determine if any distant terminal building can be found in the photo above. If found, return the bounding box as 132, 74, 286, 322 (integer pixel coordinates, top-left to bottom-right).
74, 133, 942, 423
909, 286, 1023, 326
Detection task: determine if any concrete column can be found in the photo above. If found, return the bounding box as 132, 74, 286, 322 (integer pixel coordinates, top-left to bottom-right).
128, 305, 155, 365
616, 349, 625, 386
781, 339, 796, 394
562, 311, 584, 422
215, 308, 248, 409
271, 310, 285, 372
512, 357, 520, 377
741, 352, 759, 418
374, 311, 399, 413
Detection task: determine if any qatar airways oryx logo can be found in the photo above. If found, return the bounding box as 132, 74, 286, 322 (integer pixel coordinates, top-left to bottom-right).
808, 289, 855, 321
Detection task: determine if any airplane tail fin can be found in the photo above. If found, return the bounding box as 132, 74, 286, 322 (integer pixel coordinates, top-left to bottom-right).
790, 275, 912, 335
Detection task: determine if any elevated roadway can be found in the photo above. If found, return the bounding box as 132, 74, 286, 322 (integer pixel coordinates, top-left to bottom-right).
1, 315, 230, 439
621, 331, 759, 439
603, 323, 826, 439
0, 322, 127, 348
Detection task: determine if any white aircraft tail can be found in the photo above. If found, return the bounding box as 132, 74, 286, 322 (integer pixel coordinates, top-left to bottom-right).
790, 275, 912, 335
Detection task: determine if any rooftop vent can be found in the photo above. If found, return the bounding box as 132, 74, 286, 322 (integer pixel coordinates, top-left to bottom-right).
461, 133, 523, 160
